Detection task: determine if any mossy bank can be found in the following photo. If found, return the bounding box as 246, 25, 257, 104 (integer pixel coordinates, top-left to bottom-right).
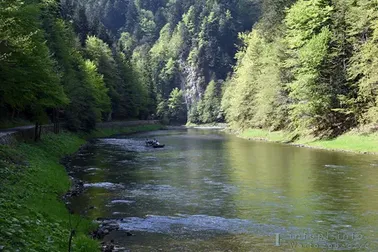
0, 124, 162, 251
238, 128, 378, 154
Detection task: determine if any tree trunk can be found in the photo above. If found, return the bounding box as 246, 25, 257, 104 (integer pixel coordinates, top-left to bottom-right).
68, 230, 74, 252
11, 108, 15, 120
107, 111, 112, 122
34, 121, 39, 141
38, 124, 42, 139
53, 109, 56, 134
53, 109, 59, 134
57, 110, 60, 134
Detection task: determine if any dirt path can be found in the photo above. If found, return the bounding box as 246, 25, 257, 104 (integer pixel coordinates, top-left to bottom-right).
0, 125, 35, 137
0, 120, 159, 144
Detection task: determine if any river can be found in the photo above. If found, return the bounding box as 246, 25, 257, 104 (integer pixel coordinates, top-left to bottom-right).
68, 129, 378, 251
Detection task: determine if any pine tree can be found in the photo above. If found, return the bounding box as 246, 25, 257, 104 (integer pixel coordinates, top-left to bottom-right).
347, 0, 378, 125
284, 0, 334, 136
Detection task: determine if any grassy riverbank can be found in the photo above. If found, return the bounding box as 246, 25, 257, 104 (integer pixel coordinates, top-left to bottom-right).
240, 128, 378, 154
186, 122, 227, 128
83, 124, 162, 139
0, 124, 162, 251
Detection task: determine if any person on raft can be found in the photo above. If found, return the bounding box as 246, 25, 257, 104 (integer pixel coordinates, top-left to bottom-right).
145, 138, 160, 146
145, 139, 153, 145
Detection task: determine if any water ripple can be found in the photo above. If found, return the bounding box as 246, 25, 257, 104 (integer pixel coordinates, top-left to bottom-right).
117, 214, 290, 236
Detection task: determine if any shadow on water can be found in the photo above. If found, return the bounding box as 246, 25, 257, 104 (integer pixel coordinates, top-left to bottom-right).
67, 129, 378, 251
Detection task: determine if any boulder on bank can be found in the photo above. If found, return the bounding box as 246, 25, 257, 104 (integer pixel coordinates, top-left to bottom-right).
62, 177, 84, 203
91, 220, 120, 240
101, 240, 115, 252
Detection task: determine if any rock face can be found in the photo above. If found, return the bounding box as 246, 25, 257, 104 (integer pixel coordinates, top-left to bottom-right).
179, 59, 204, 111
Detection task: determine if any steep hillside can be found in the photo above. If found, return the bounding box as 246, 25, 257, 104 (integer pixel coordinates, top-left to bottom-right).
61, 0, 261, 123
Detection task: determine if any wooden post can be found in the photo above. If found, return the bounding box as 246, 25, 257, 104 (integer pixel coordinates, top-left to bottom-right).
53, 109, 58, 134
57, 109, 60, 133
38, 123, 42, 140
53, 109, 56, 134
11, 108, 15, 120
34, 121, 39, 141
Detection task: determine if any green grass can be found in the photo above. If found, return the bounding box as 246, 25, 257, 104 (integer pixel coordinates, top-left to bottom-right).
186, 122, 226, 128
302, 132, 378, 153
239, 128, 378, 154
0, 132, 97, 252
240, 128, 292, 142
81, 124, 163, 139
0, 123, 163, 251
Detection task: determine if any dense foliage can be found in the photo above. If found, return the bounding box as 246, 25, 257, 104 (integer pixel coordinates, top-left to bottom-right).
223, 0, 378, 138
61, 0, 260, 124
0, 133, 98, 251
0, 0, 153, 131
3, 0, 378, 136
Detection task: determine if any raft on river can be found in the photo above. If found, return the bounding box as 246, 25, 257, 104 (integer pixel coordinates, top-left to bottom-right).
152, 144, 165, 148
145, 139, 165, 148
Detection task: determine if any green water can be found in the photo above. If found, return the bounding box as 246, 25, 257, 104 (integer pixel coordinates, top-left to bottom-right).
68, 129, 378, 251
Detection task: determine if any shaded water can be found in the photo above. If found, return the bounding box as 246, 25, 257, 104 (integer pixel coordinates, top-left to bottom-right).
68, 129, 378, 251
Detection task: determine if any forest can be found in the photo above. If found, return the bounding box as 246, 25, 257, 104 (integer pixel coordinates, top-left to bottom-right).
223, 0, 378, 138
1, 0, 378, 138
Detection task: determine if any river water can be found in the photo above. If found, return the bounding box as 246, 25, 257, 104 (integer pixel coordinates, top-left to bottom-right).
68, 129, 378, 251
